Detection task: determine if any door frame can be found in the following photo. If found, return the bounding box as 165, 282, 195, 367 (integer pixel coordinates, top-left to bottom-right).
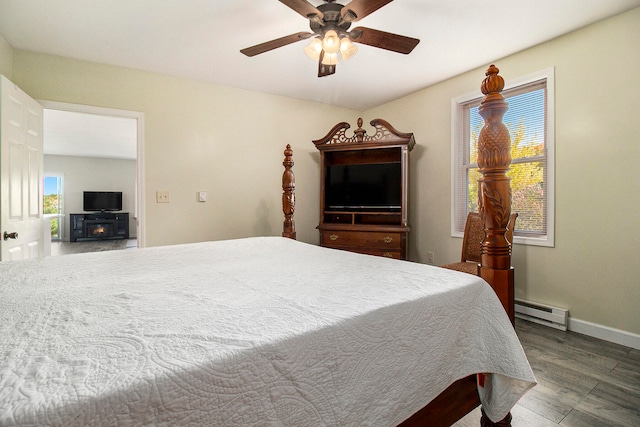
39, 101, 146, 248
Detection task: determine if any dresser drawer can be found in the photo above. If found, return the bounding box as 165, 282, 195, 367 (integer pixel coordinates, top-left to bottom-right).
347, 247, 402, 259
321, 230, 403, 250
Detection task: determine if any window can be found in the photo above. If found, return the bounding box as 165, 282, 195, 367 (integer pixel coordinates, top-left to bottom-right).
451, 68, 555, 247
43, 175, 63, 240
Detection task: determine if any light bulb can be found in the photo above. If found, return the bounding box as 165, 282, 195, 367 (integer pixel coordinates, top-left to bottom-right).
340, 38, 357, 61
322, 30, 340, 54
321, 52, 338, 66
303, 38, 322, 61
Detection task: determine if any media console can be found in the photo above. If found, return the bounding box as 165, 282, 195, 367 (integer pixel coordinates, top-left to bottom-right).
313, 118, 415, 260
70, 212, 129, 242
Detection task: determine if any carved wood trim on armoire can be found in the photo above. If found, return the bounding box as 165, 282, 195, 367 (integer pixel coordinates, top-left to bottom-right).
313, 118, 415, 260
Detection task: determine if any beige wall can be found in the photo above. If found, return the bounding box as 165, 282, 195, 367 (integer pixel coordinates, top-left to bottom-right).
11, 51, 359, 247
0, 32, 12, 78
44, 155, 137, 240
365, 8, 640, 336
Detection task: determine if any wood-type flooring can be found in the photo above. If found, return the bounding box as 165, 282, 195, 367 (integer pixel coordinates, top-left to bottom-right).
457, 319, 640, 426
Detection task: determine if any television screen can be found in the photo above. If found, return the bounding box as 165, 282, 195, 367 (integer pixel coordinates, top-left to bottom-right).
325, 162, 401, 210
83, 191, 123, 212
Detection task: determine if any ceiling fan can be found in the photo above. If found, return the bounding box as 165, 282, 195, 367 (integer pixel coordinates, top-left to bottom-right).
240, 0, 420, 77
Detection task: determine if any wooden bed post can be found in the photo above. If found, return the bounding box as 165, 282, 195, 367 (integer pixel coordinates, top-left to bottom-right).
352, 66, 516, 427
282, 144, 296, 239
477, 65, 514, 324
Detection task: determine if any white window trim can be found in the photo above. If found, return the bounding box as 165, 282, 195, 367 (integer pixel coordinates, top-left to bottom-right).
450, 67, 555, 247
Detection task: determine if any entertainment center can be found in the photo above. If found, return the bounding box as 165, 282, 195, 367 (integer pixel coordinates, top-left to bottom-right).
313, 118, 415, 260
70, 191, 129, 242
70, 212, 129, 242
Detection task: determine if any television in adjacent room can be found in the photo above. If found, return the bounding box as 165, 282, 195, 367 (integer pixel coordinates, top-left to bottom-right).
325, 162, 402, 211
83, 191, 123, 212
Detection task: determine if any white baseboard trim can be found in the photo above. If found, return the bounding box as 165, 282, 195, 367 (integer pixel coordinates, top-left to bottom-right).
568, 317, 640, 350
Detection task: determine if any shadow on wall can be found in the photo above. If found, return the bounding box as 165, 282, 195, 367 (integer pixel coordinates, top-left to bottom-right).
254, 198, 274, 236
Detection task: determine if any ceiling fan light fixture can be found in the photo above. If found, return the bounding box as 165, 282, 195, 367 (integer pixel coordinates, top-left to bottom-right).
339, 37, 357, 61
240, 0, 420, 78
321, 30, 340, 54
303, 38, 323, 61
321, 52, 338, 66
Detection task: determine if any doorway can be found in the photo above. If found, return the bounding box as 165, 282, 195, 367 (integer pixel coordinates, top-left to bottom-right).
40, 101, 145, 249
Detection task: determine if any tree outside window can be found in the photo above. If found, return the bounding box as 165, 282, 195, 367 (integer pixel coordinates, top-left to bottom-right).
43, 176, 63, 240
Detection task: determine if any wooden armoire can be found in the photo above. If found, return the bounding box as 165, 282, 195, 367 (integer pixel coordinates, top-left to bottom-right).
313, 118, 415, 260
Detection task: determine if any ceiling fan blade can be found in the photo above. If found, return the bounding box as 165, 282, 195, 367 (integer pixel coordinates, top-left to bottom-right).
341, 0, 393, 22
350, 26, 420, 54
318, 62, 336, 77
279, 0, 324, 20
240, 32, 312, 57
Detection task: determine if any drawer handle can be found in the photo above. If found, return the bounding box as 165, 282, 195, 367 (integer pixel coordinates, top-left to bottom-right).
383, 236, 393, 244
383, 252, 394, 258
329, 234, 339, 241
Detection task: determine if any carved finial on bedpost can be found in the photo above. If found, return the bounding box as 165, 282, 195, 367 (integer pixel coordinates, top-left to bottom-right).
477, 64, 514, 325
282, 144, 296, 240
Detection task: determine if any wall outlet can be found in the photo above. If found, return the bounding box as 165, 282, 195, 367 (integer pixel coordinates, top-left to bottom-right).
156, 190, 170, 203
198, 191, 207, 202
427, 251, 435, 264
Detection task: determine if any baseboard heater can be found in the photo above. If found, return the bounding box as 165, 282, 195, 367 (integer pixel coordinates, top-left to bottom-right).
515, 299, 568, 331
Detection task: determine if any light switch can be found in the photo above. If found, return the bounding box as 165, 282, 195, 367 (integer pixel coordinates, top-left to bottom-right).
198, 191, 207, 202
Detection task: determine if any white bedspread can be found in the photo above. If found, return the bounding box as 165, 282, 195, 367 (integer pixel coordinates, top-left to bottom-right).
0, 237, 535, 426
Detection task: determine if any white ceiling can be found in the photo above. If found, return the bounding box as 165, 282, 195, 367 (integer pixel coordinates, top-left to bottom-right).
1, 0, 638, 157
43, 110, 137, 160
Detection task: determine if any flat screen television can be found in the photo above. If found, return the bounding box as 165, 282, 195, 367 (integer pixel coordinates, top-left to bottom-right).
325, 162, 401, 211
83, 191, 123, 212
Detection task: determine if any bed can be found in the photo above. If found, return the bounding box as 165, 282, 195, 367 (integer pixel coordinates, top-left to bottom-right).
0, 65, 534, 426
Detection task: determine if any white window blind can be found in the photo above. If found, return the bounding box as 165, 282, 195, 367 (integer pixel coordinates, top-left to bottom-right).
451, 68, 555, 247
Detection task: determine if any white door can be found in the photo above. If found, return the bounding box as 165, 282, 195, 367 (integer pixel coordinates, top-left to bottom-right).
1, 75, 44, 260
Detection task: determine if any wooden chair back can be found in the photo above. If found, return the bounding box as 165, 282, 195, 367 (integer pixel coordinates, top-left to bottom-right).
460, 212, 484, 263
460, 212, 518, 263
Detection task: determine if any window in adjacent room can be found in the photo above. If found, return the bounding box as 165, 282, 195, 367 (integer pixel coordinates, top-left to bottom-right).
451, 68, 555, 247
43, 175, 63, 241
